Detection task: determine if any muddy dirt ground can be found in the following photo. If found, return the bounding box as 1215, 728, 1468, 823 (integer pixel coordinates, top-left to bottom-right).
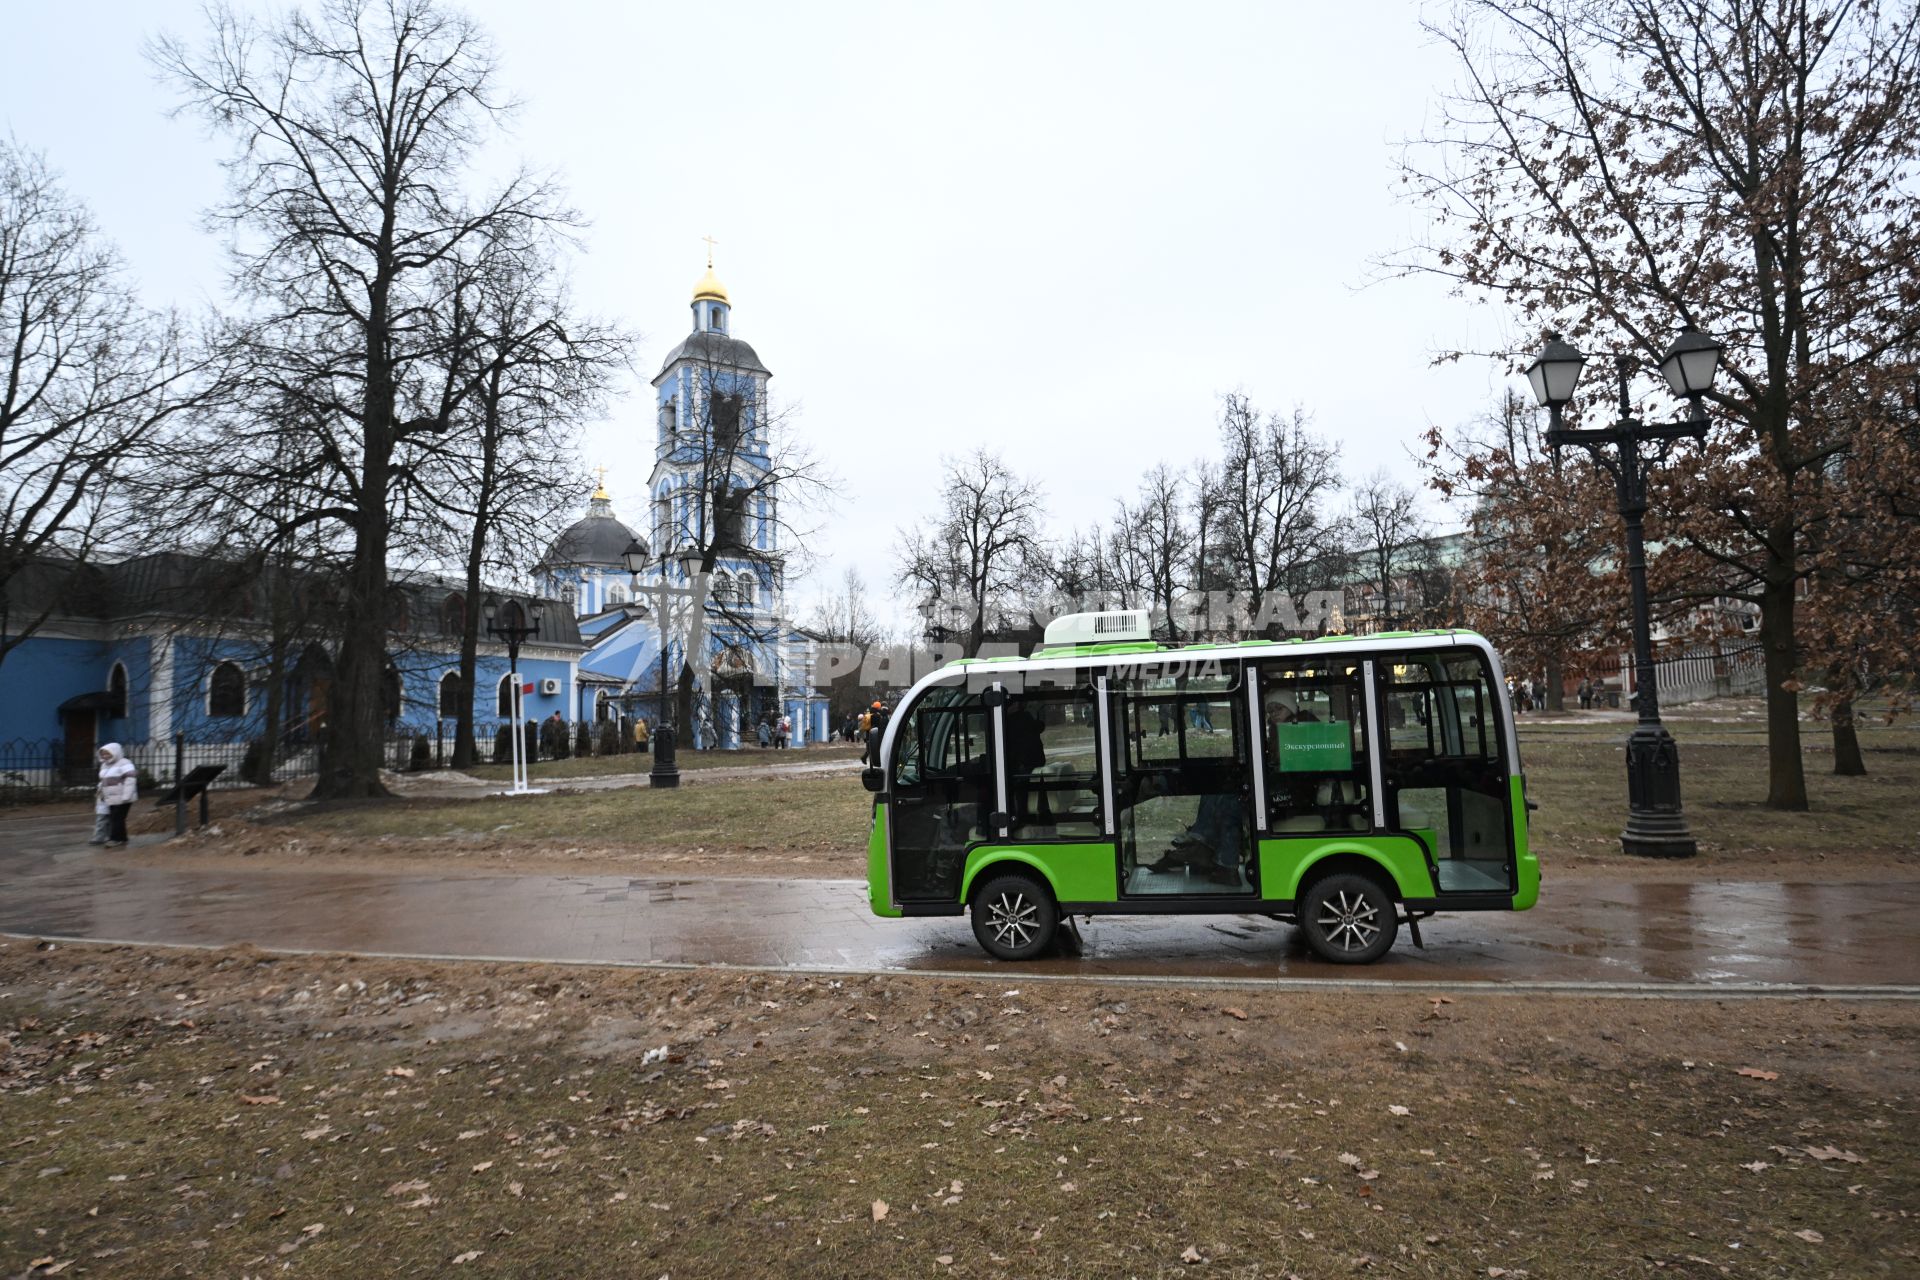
2, 938, 1913, 1278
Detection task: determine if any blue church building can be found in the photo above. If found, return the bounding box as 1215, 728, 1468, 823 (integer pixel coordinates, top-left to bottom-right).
539, 258, 831, 748
0, 553, 583, 786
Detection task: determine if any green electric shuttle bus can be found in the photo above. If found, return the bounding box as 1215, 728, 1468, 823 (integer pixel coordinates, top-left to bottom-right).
862, 611, 1540, 963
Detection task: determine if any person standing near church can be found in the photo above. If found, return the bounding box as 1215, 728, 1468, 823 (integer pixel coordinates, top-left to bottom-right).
96, 743, 137, 848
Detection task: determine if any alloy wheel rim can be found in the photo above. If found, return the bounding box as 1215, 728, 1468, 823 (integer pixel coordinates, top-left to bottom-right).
1316, 888, 1381, 951
988, 891, 1039, 949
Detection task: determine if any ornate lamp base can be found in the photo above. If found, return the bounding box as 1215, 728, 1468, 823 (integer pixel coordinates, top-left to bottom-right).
1621, 722, 1697, 858
649, 724, 682, 789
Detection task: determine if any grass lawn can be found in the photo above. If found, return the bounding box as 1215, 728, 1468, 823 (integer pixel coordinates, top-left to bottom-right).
1521, 718, 1920, 873
461, 743, 862, 783
1, 939, 1913, 1278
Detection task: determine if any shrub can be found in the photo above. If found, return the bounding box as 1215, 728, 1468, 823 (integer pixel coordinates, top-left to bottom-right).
576, 721, 594, 757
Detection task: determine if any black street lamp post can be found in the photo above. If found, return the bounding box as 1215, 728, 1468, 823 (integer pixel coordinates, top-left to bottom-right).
483, 593, 544, 794
1524, 326, 1724, 858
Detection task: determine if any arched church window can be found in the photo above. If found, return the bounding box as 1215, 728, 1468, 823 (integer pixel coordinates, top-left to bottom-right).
496, 674, 515, 718
439, 671, 465, 718
712, 573, 734, 605
382, 663, 402, 724
442, 593, 465, 635
737, 574, 756, 608
659, 400, 677, 433
208, 662, 246, 719
609, 582, 628, 607
108, 662, 128, 718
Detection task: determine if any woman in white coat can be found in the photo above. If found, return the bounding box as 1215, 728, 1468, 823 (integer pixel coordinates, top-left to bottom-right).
96, 743, 138, 847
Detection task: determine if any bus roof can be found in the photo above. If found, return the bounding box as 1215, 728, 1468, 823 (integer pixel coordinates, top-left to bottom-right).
947, 628, 1493, 669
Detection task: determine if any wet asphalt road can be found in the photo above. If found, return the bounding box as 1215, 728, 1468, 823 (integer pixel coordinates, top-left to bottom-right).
2, 811, 1915, 990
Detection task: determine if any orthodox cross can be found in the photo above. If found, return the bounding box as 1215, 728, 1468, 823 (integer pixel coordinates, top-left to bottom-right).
702, 233, 718, 267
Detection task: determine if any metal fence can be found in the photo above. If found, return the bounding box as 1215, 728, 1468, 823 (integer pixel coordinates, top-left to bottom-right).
0, 737, 296, 802
2, 715, 657, 802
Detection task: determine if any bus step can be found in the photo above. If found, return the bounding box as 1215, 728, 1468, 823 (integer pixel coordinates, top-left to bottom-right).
1400, 913, 1430, 949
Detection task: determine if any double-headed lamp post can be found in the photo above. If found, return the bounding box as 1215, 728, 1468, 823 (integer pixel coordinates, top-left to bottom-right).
624, 539, 706, 789
1523, 324, 1725, 858
483, 593, 545, 795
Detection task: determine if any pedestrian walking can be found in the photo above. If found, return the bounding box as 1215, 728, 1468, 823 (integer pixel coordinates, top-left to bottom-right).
777, 713, 792, 749
864, 701, 889, 767
635, 717, 650, 754
756, 717, 772, 748
96, 743, 137, 848
1577, 677, 1593, 710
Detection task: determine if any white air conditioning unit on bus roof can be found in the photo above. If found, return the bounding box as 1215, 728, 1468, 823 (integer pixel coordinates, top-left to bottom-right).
539, 678, 560, 696
1041, 609, 1153, 648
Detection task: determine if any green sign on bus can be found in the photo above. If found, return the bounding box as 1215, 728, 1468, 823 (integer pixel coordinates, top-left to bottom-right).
1274, 721, 1352, 772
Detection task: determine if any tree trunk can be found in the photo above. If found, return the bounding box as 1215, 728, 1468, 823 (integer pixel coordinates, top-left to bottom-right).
1830, 694, 1866, 777
254, 633, 286, 785
312, 312, 395, 800
1543, 650, 1565, 713
1759, 574, 1808, 810
676, 662, 696, 746
454, 586, 482, 769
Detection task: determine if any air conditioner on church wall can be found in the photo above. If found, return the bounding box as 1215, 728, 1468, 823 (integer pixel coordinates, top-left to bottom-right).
539, 678, 560, 696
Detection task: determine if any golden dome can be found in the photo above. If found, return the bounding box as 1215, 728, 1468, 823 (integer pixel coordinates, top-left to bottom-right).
692, 266, 729, 304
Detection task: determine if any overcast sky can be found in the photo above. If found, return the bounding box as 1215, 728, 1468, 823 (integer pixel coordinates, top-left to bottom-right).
4, 0, 1523, 628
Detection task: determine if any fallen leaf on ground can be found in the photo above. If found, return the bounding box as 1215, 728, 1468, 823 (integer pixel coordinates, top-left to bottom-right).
241, 1095, 281, 1106
452, 1250, 483, 1264
387, 1067, 416, 1079
1793, 1229, 1824, 1243
1802, 1146, 1865, 1163
1181, 1245, 1204, 1263
1222, 1007, 1248, 1021
1388, 1105, 1411, 1117
1736, 1068, 1779, 1081
871, 1199, 889, 1222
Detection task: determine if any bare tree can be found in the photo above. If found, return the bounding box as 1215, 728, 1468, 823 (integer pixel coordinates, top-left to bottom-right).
0, 140, 214, 667
806, 567, 887, 725
896, 448, 1049, 655
416, 232, 631, 766
1213, 393, 1343, 636
1109, 463, 1195, 640
1346, 471, 1438, 635
153, 0, 565, 798
1392, 0, 1920, 809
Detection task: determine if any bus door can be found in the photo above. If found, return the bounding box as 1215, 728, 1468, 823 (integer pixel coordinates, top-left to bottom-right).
1376, 650, 1515, 895
1109, 666, 1255, 896
889, 682, 994, 903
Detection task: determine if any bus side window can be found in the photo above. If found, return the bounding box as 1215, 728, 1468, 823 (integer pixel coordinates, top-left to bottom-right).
1259, 663, 1370, 834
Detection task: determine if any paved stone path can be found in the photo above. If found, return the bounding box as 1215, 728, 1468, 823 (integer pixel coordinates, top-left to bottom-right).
2, 811, 1914, 990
